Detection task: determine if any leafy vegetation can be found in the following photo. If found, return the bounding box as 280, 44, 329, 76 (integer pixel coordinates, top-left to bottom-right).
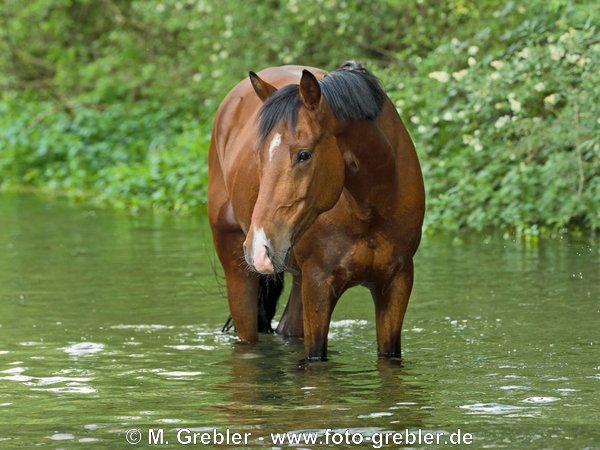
0, 0, 598, 232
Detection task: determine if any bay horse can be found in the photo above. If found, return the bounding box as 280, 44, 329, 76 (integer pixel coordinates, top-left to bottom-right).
208, 62, 425, 361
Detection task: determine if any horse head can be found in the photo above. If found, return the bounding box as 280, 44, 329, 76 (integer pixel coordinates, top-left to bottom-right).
243, 70, 345, 274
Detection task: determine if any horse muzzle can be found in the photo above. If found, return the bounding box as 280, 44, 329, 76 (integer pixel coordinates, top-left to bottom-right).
243, 227, 291, 274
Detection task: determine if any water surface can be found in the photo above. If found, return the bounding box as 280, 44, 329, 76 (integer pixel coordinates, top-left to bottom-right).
0, 194, 598, 448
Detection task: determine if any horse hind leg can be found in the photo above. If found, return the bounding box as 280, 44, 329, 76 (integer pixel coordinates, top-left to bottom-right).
276, 274, 304, 337
372, 260, 414, 358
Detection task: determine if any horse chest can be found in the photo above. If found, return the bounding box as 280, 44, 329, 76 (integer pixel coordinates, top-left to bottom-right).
328, 232, 399, 284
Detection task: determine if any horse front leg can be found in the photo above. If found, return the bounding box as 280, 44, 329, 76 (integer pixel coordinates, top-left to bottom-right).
301, 275, 340, 361
214, 228, 260, 343
372, 260, 414, 358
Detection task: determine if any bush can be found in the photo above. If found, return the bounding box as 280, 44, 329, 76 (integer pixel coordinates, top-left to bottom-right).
383, 1, 600, 232
0, 0, 597, 232
0, 94, 210, 212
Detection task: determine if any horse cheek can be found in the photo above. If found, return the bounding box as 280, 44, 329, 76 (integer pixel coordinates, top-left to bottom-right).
315, 149, 345, 213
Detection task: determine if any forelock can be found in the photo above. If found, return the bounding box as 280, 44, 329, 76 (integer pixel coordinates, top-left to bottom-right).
255, 62, 386, 144
257, 84, 300, 143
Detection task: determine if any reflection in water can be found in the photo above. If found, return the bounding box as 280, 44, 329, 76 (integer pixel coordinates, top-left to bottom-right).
0, 194, 598, 448
213, 334, 430, 444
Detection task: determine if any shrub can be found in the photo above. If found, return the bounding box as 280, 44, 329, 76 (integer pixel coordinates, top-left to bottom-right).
0, 0, 597, 232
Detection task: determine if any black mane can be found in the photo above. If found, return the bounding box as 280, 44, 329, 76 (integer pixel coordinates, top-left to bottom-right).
257, 61, 387, 142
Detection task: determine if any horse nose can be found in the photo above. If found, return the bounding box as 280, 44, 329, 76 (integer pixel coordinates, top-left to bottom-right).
247, 228, 274, 274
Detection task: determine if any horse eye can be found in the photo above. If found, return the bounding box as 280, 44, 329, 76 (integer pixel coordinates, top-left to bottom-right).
297, 150, 312, 163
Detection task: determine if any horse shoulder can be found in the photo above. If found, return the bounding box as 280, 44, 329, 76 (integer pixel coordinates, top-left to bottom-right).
210, 84, 264, 231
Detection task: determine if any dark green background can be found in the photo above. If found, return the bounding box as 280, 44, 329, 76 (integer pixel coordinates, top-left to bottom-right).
1, 0, 598, 233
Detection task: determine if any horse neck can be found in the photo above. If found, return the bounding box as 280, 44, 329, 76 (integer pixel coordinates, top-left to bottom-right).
336, 119, 398, 215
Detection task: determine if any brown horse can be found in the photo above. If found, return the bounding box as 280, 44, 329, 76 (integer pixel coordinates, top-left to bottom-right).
208, 62, 424, 361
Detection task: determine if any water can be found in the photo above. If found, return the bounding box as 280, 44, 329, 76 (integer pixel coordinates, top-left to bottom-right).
0, 194, 598, 448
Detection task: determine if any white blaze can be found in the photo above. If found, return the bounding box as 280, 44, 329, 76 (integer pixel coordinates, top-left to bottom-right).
268, 133, 281, 161
252, 226, 273, 273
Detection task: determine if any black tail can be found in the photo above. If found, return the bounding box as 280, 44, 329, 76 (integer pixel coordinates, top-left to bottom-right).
257, 275, 284, 333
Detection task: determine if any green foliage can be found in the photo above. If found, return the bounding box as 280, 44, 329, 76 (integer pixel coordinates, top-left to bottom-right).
383, 1, 600, 232
0, 0, 598, 232
0, 94, 209, 212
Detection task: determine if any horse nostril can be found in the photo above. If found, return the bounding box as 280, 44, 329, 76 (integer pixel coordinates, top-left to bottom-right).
264, 245, 273, 260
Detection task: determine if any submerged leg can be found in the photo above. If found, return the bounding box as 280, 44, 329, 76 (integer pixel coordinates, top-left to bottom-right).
372, 260, 414, 358
276, 274, 304, 337
301, 276, 340, 361
214, 228, 261, 343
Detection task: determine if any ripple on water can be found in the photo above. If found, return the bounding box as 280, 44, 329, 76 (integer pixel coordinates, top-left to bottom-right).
158, 371, 205, 380
330, 320, 369, 328
1, 375, 34, 382
212, 334, 237, 344
521, 396, 560, 404
236, 352, 262, 360
64, 342, 104, 356
47, 433, 75, 441
165, 345, 217, 351
1, 367, 25, 374
2, 368, 96, 394
110, 324, 175, 330
34, 385, 97, 394
357, 412, 394, 419
329, 320, 370, 338
33, 376, 93, 386
459, 402, 524, 415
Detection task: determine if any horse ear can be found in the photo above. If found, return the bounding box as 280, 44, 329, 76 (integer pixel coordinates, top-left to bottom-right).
299, 69, 321, 110
249, 71, 277, 102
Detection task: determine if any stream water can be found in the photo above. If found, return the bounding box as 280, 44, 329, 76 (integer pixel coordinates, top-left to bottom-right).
0, 194, 598, 448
